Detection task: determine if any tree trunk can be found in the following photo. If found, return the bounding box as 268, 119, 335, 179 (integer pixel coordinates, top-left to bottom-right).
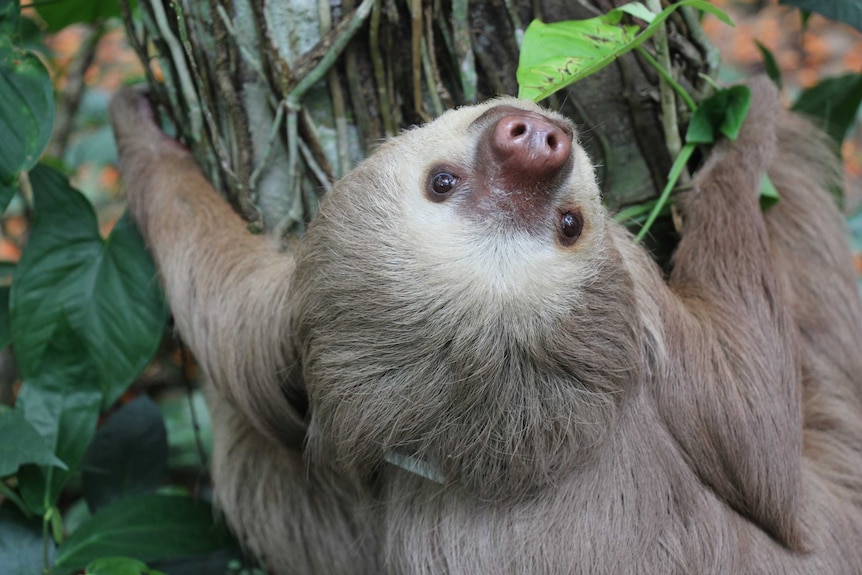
122, 0, 716, 236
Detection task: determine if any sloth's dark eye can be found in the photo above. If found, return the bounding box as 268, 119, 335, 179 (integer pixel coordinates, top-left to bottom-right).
432, 173, 457, 194
427, 171, 459, 202
559, 210, 583, 245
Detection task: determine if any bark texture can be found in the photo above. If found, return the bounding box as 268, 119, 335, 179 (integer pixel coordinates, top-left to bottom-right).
122, 0, 716, 234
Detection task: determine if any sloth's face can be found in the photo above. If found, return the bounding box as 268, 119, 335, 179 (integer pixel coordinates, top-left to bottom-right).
305, 98, 609, 324
381, 99, 606, 312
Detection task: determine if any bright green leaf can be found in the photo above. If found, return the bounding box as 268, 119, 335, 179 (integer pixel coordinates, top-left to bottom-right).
719, 85, 752, 141
759, 173, 781, 210
86, 557, 167, 575
685, 86, 752, 144
779, 0, 862, 32
615, 2, 656, 23
82, 396, 168, 513
792, 73, 862, 143
0, 406, 68, 477
36, 0, 123, 33
517, 0, 733, 101
755, 41, 782, 90
16, 317, 102, 514
635, 143, 696, 243
0, 504, 50, 575
517, 15, 639, 102
0, 42, 55, 182
52, 494, 233, 574
11, 165, 168, 409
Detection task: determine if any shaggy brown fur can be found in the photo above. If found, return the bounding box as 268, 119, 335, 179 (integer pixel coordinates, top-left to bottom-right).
110, 77, 862, 574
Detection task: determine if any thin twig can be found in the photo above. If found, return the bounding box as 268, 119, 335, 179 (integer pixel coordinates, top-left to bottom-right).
151, 0, 202, 139
635, 46, 696, 111
249, 100, 287, 191
210, 0, 257, 218
370, 0, 395, 136
645, 0, 681, 158
48, 23, 105, 159
287, 0, 376, 106
410, 0, 425, 120
451, 0, 477, 103
318, 0, 351, 177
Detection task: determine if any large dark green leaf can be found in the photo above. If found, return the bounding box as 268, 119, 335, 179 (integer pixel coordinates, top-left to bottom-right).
15, 317, 102, 513
779, 0, 862, 32
0, 179, 15, 213
0, 405, 68, 477
52, 494, 233, 575
792, 73, 862, 144
10, 165, 167, 408
36, 0, 124, 33
82, 396, 168, 513
0, 0, 19, 37
0, 40, 54, 182
0, 504, 51, 575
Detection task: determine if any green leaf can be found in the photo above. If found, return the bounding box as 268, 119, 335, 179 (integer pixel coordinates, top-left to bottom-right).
0, 0, 19, 38
759, 173, 781, 209
755, 41, 782, 90
36, 0, 123, 33
160, 389, 213, 471
0, 260, 15, 284
635, 143, 696, 243
82, 396, 168, 513
517, 0, 733, 101
792, 73, 862, 143
0, 177, 16, 214
0, 504, 51, 575
685, 85, 752, 144
0, 405, 68, 477
0, 40, 55, 182
719, 85, 752, 140
517, 13, 639, 102
86, 557, 167, 575
15, 317, 102, 513
779, 0, 862, 32
10, 165, 168, 409
52, 494, 233, 574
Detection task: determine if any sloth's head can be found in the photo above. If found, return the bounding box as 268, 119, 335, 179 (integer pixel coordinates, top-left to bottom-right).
292, 99, 641, 498
331, 97, 608, 321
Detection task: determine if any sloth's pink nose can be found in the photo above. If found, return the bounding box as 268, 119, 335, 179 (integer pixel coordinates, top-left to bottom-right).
491, 113, 572, 179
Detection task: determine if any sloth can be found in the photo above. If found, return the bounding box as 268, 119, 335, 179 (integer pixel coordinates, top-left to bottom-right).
110, 78, 862, 574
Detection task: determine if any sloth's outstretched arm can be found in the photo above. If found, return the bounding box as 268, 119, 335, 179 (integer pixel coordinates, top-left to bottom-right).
110, 89, 380, 574
109, 88, 305, 447
661, 78, 803, 548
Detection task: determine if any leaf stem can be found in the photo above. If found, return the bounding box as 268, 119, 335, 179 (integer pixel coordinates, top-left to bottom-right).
635, 143, 695, 243
634, 45, 696, 111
